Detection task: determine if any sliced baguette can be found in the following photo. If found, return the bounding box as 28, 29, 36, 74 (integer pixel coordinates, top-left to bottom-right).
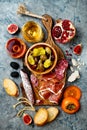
34, 108, 48, 126
47, 107, 59, 122
3, 78, 19, 97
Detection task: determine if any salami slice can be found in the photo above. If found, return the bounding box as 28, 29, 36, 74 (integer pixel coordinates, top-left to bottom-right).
30, 74, 38, 87
20, 70, 34, 105
55, 59, 68, 80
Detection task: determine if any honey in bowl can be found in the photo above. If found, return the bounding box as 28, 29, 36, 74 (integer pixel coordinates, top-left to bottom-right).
6, 37, 26, 58
22, 21, 44, 43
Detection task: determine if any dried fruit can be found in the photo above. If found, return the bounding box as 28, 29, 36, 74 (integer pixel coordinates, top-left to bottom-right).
10, 71, 19, 78
73, 44, 82, 55
23, 113, 32, 125
52, 19, 76, 44
10, 62, 19, 70
7, 24, 18, 34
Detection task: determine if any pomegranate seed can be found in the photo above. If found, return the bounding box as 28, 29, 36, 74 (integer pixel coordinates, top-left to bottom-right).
65, 50, 69, 54
62, 20, 70, 30
69, 53, 72, 56
70, 46, 73, 50
52, 26, 62, 38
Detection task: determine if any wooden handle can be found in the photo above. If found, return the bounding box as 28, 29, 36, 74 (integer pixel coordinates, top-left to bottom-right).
42, 14, 64, 59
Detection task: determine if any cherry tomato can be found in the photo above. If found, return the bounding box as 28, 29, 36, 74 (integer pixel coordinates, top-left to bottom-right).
61, 97, 80, 114
63, 85, 82, 100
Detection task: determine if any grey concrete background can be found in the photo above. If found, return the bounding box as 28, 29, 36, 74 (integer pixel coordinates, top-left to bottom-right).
0, 0, 87, 130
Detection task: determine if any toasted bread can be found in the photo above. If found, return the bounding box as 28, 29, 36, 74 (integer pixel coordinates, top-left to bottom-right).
47, 107, 59, 122
34, 108, 48, 126
3, 78, 19, 97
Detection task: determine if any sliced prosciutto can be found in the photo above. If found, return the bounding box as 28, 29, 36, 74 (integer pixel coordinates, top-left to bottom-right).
30, 59, 68, 105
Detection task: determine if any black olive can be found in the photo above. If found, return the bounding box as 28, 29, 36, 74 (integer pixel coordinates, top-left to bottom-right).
10, 71, 19, 78
10, 62, 19, 70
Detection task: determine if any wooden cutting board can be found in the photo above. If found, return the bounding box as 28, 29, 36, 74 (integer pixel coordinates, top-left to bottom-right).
22, 14, 66, 105
42, 14, 64, 60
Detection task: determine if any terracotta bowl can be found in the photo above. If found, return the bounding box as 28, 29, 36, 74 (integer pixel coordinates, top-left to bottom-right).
6, 37, 26, 58
25, 42, 58, 75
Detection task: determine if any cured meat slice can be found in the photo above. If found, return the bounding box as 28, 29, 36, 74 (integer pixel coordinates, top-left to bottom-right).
30, 59, 68, 105
55, 59, 68, 80
41, 72, 56, 81
39, 90, 51, 99
48, 93, 62, 104
39, 82, 64, 98
30, 74, 38, 87
20, 70, 34, 105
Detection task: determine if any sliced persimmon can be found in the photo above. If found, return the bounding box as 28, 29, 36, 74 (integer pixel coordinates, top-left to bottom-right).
63, 85, 82, 100
61, 97, 80, 114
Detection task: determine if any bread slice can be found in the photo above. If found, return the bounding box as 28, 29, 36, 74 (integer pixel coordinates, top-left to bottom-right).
34, 108, 48, 126
3, 78, 19, 97
47, 107, 59, 122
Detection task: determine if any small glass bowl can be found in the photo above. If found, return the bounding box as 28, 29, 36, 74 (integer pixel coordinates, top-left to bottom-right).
21, 21, 44, 43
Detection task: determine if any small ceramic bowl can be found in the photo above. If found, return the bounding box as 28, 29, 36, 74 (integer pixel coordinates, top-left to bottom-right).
25, 42, 58, 75
6, 37, 26, 58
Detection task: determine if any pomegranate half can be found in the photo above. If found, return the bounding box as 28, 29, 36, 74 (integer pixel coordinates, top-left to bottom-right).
52, 19, 76, 44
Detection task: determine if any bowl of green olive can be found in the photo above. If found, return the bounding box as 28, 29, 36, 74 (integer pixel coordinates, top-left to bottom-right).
25, 43, 58, 75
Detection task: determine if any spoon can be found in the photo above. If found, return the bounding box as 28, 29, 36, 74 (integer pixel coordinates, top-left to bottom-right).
17, 4, 46, 21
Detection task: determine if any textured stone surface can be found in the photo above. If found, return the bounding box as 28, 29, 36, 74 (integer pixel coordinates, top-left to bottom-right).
0, 0, 87, 130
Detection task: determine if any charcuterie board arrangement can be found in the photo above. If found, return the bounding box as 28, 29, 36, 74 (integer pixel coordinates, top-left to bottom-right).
3, 4, 83, 127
